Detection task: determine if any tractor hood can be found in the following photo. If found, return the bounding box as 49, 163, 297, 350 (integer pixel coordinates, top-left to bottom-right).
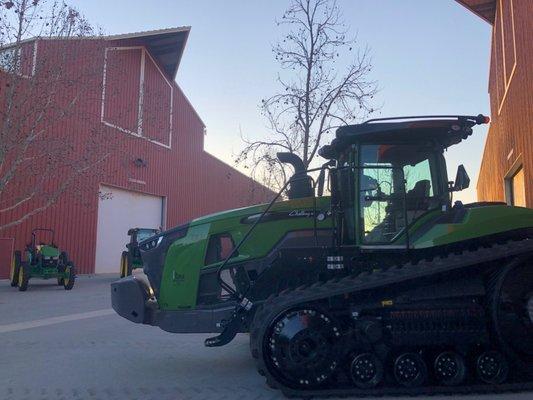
38, 245, 60, 258
190, 202, 269, 226
189, 196, 332, 227
139, 196, 332, 301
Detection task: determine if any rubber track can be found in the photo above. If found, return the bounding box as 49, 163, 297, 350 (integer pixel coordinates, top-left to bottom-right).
250, 239, 533, 398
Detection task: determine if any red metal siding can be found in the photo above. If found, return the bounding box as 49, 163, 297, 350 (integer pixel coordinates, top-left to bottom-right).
0, 238, 14, 279
0, 37, 273, 278
477, 0, 533, 206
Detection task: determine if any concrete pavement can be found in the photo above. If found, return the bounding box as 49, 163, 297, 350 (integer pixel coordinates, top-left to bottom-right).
0, 274, 531, 400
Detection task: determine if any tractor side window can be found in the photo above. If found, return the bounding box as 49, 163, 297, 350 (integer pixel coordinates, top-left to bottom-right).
205, 233, 237, 265
403, 159, 433, 196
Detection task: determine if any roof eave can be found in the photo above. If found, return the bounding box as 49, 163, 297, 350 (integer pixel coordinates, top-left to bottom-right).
105, 26, 191, 80
455, 0, 496, 24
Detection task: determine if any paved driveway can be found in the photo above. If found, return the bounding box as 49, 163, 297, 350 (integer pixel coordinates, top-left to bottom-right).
0, 274, 531, 400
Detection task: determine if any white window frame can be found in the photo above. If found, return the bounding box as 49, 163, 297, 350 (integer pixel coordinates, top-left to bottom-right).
503, 154, 524, 206
101, 46, 173, 149
0, 40, 38, 78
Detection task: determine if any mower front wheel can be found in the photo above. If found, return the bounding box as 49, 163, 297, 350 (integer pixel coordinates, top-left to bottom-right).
18, 263, 30, 291
63, 263, 76, 290
10, 251, 22, 287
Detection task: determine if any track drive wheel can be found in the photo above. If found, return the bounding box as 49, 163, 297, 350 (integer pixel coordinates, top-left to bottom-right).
10, 251, 21, 287
250, 304, 342, 389
63, 263, 76, 290
489, 258, 533, 376
17, 263, 30, 291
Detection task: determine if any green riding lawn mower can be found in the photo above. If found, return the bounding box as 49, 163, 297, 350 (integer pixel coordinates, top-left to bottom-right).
112, 115, 533, 397
120, 228, 160, 278
10, 228, 76, 291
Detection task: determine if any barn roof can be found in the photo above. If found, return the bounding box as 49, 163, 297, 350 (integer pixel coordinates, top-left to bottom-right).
106, 27, 190, 80
0, 26, 191, 81
455, 0, 496, 24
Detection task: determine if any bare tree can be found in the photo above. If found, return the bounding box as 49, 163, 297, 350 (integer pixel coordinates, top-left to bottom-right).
0, 0, 118, 231
236, 0, 377, 191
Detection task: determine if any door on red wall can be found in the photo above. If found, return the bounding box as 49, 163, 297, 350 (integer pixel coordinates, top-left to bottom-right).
95, 185, 164, 273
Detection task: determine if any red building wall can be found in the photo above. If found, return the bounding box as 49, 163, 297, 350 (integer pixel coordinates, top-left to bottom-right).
0, 36, 272, 277
475, 0, 533, 206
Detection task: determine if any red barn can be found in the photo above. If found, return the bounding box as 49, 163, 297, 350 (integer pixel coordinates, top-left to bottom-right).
456, 0, 532, 207
0, 27, 272, 277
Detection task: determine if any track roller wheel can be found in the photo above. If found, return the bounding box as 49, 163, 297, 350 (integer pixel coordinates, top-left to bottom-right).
264, 307, 341, 388
349, 353, 384, 388
476, 350, 508, 384
393, 352, 428, 387
434, 351, 466, 386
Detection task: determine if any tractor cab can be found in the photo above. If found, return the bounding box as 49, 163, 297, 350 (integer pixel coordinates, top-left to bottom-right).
319, 115, 489, 246
126, 228, 160, 258
120, 227, 160, 278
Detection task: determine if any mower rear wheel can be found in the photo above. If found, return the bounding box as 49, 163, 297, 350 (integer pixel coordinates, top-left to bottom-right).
57, 252, 69, 285
17, 263, 30, 291
10, 251, 21, 287
63, 263, 76, 290
120, 251, 129, 278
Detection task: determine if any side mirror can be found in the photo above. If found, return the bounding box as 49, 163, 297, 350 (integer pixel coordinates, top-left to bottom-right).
452, 164, 470, 191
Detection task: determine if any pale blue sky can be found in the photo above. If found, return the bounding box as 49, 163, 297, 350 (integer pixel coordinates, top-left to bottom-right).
70, 0, 492, 202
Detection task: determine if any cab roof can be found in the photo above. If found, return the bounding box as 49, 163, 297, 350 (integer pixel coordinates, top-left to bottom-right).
319, 115, 489, 159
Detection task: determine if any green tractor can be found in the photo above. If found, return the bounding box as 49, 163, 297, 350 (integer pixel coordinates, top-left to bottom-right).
111, 115, 533, 397
120, 228, 160, 278
10, 228, 76, 291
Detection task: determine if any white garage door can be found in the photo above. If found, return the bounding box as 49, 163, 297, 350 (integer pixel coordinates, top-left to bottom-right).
95, 185, 164, 273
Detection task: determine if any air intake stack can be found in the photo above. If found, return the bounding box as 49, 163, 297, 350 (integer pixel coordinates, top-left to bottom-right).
277, 152, 313, 199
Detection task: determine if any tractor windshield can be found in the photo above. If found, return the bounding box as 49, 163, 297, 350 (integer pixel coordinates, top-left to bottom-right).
359, 144, 442, 244
137, 229, 159, 242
